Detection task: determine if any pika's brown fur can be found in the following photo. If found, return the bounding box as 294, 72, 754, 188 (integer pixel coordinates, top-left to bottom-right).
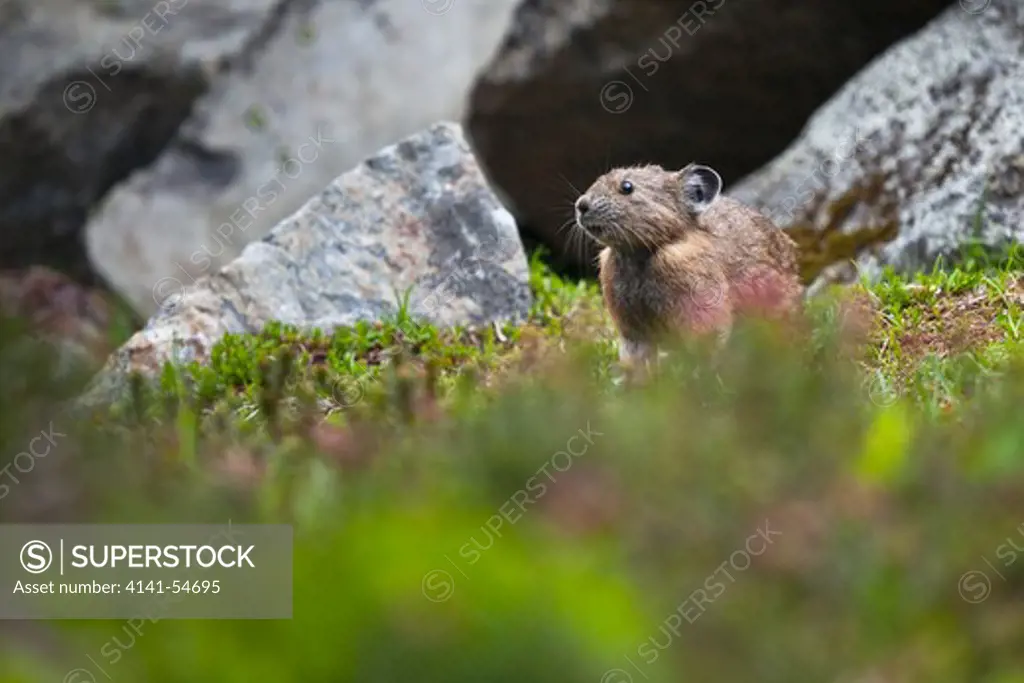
574, 163, 802, 364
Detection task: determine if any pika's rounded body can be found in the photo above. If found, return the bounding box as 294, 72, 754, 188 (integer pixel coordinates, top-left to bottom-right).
575, 163, 802, 363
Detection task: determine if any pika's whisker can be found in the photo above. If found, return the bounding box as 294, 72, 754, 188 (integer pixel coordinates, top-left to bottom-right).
558, 173, 583, 198
554, 216, 577, 237
571, 226, 584, 266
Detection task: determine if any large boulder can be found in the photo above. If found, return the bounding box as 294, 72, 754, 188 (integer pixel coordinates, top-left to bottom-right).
85, 0, 519, 316
466, 0, 953, 269
0, 0, 276, 283
728, 0, 1024, 290
78, 121, 532, 406
0, 0, 518, 313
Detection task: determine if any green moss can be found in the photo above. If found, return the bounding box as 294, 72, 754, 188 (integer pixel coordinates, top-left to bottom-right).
244, 106, 268, 132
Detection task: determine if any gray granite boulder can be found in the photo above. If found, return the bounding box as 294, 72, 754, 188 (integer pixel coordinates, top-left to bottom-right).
729, 0, 1024, 291
466, 0, 952, 270
0, 0, 518, 311
78, 121, 531, 405
84, 0, 519, 317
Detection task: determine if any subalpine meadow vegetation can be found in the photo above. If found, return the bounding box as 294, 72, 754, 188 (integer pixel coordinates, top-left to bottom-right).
2, 244, 1024, 682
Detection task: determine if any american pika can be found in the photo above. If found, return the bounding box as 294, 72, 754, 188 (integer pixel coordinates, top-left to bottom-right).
574, 163, 802, 364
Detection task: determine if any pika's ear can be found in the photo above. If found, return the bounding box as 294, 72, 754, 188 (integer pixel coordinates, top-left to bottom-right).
679, 164, 722, 213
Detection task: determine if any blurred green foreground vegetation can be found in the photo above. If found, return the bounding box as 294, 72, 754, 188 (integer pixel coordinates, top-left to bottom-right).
1, 247, 1024, 682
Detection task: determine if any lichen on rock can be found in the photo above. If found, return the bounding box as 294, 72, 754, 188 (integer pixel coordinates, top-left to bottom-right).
730, 0, 1024, 291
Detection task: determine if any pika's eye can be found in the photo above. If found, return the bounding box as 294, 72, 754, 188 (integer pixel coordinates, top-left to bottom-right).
619, 180, 634, 195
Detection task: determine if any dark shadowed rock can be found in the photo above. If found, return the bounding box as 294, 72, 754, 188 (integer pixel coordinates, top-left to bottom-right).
78, 121, 531, 406
728, 0, 1024, 291
467, 0, 952, 269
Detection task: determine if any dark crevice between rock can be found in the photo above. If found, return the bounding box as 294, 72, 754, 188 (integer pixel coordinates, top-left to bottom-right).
215, 0, 317, 76
171, 139, 243, 191
0, 65, 208, 292
468, 0, 954, 273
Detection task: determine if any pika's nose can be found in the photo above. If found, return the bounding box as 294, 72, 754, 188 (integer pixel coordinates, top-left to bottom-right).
576, 197, 590, 214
